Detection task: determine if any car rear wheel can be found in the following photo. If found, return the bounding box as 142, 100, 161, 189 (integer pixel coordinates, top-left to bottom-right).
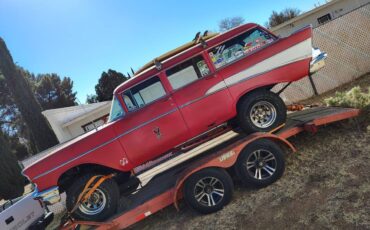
237, 90, 286, 133
235, 139, 285, 187
66, 174, 119, 221
183, 168, 233, 214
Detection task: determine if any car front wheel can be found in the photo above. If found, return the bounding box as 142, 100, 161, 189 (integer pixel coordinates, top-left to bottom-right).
66, 174, 119, 221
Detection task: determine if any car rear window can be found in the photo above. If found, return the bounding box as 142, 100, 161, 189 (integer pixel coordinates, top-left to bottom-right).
166, 55, 210, 90
208, 28, 276, 69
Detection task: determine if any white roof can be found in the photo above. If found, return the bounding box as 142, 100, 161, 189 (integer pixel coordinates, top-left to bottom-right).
42, 101, 111, 127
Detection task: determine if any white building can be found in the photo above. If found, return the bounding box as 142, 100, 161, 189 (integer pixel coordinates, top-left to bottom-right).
270, 0, 370, 36
42, 101, 111, 143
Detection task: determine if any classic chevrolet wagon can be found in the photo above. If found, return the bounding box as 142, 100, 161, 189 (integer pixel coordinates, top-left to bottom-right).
23, 23, 326, 221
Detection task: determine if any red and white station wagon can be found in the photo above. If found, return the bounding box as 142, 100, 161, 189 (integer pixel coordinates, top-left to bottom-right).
23, 23, 326, 221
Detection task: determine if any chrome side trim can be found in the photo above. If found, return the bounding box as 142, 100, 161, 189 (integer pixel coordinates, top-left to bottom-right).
33, 108, 179, 180
137, 131, 239, 186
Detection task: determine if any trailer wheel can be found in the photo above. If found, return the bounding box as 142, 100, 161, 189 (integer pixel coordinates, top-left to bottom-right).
66, 174, 119, 221
235, 139, 285, 187
237, 90, 286, 133
183, 168, 233, 214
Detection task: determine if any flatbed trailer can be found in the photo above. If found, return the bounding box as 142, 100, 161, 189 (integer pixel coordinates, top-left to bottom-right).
61, 107, 360, 230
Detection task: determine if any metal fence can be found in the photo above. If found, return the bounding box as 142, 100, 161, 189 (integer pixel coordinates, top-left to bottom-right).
273, 3, 370, 103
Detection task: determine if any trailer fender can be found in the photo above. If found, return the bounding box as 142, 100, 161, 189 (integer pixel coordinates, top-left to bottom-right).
173, 133, 295, 210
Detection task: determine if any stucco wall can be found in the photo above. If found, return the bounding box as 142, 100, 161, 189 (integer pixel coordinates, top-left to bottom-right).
271, 0, 370, 37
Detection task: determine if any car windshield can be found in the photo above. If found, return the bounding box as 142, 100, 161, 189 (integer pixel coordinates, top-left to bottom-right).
108, 96, 125, 122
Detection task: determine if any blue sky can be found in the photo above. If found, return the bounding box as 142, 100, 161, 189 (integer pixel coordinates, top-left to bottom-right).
0, 0, 325, 102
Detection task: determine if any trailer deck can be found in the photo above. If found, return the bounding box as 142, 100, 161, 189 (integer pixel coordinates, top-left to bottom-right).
60, 107, 360, 230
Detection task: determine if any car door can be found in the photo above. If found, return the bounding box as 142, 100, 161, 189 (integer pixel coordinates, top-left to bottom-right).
113, 75, 189, 166
165, 54, 234, 137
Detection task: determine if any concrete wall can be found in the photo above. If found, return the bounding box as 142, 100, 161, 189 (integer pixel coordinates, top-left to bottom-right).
273, 3, 370, 103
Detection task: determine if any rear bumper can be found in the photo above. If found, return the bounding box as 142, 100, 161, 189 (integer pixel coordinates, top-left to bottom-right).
310, 48, 327, 74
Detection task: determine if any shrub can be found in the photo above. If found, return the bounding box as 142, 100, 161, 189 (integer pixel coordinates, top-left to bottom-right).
324, 86, 370, 110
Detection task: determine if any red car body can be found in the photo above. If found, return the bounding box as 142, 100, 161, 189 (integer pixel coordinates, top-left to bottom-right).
24, 23, 316, 192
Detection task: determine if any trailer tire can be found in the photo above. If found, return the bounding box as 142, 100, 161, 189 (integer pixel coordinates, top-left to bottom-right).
66, 174, 119, 221
183, 168, 233, 214
237, 90, 286, 133
235, 139, 285, 187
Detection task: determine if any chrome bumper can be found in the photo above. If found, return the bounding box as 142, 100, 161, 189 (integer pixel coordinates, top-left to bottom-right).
310, 48, 327, 74
34, 186, 61, 205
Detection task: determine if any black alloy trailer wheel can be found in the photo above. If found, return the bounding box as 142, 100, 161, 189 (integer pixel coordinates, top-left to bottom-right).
183, 168, 234, 214
235, 138, 285, 187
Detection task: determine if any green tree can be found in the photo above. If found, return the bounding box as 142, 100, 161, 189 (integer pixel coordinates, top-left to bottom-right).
0, 73, 36, 156
33, 73, 77, 110
93, 69, 128, 102
0, 74, 17, 131
0, 131, 24, 200
266, 8, 301, 28
0, 38, 58, 152
219, 16, 245, 32
86, 94, 98, 104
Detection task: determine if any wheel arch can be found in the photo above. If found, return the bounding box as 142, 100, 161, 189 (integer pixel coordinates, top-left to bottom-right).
235, 135, 296, 163
235, 84, 276, 111
57, 163, 130, 193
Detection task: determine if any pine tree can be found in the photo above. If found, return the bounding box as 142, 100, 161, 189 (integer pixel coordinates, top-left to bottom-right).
0, 131, 24, 200
95, 69, 128, 102
33, 73, 77, 110
0, 38, 58, 152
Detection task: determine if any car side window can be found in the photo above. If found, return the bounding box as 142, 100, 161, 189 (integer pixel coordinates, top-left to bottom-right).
122, 76, 166, 111
166, 55, 210, 90
208, 28, 276, 69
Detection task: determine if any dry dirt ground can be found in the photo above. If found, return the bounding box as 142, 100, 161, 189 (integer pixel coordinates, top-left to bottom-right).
49, 74, 370, 230
131, 121, 370, 230
130, 75, 370, 230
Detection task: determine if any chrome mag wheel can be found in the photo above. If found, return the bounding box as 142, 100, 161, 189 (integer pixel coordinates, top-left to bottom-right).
249, 101, 277, 128
79, 188, 107, 215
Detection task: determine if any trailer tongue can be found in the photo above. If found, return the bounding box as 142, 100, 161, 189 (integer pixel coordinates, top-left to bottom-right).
60, 107, 360, 230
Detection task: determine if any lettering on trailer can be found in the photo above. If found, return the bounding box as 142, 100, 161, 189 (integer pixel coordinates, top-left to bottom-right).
219, 150, 236, 162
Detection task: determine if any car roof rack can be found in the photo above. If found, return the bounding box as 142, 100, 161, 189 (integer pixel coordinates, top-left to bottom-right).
135, 31, 218, 75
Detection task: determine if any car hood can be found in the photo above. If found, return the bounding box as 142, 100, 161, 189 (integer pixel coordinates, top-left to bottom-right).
22, 122, 116, 181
